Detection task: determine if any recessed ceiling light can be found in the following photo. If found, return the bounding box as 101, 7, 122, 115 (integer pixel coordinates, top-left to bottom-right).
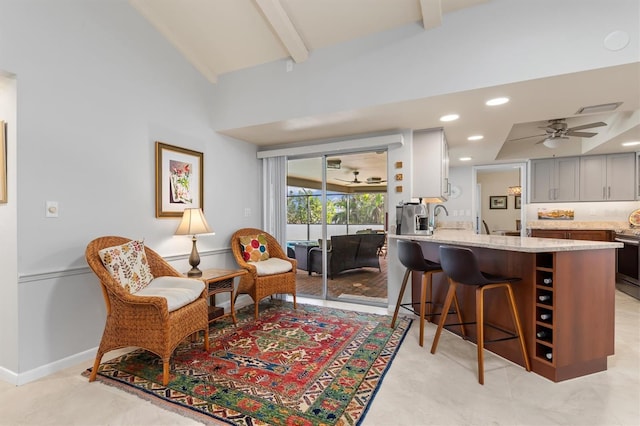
467, 135, 484, 141
486, 97, 509, 106
440, 114, 459, 122
459, 157, 472, 161
622, 141, 640, 147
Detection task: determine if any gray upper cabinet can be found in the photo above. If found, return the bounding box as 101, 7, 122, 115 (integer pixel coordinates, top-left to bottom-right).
530, 157, 580, 202
412, 128, 449, 201
580, 153, 635, 201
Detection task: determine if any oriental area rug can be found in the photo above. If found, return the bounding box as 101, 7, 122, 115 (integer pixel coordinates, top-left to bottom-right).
85, 301, 412, 425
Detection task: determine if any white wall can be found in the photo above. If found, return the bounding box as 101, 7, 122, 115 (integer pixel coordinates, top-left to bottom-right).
0, 1, 260, 383
210, 0, 639, 132
0, 74, 18, 374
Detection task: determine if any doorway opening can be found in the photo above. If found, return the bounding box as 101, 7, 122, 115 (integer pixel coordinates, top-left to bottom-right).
286, 151, 388, 306
473, 163, 527, 235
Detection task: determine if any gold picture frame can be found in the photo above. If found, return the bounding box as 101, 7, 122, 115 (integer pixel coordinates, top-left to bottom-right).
0, 121, 6, 203
155, 142, 203, 218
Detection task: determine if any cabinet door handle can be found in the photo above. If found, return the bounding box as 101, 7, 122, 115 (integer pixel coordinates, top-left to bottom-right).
608, 186, 611, 198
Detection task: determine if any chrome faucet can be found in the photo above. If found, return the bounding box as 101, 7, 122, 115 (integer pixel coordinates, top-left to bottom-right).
430, 204, 449, 229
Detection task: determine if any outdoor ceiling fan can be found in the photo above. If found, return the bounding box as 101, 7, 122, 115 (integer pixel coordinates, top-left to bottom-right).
336, 170, 363, 184
509, 118, 607, 148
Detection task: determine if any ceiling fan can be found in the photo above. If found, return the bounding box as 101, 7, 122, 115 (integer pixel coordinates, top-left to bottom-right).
336, 170, 363, 184
510, 118, 607, 148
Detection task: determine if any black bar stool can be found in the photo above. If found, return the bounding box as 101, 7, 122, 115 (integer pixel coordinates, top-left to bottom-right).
391, 240, 463, 346
431, 245, 531, 384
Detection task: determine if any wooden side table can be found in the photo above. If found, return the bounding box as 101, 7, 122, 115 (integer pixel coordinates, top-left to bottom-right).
186, 268, 247, 325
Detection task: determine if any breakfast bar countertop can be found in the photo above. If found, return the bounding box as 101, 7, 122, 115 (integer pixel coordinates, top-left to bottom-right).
388, 230, 623, 253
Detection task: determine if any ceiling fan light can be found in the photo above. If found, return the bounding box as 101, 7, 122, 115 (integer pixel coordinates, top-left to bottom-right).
543, 137, 560, 148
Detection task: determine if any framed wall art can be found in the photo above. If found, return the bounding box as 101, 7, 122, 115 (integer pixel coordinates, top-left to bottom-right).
489, 195, 507, 209
155, 141, 203, 218
515, 195, 521, 209
0, 121, 6, 203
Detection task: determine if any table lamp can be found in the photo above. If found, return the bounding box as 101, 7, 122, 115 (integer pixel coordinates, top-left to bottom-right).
175, 208, 213, 277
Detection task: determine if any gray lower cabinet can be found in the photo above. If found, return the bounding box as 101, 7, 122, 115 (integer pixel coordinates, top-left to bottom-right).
580, 153, 635, 201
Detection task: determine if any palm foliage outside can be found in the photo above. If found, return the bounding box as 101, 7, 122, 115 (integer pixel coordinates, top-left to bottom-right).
287, 189, 385, 226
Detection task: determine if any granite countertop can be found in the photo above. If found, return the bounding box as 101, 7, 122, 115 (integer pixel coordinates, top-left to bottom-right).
388, 229, 623, 253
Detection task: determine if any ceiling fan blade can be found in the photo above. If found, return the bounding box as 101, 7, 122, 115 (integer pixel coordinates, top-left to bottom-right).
566, 131, 598, 138
534, 137, 549, 144
508, 133, 547, 142
567, 121, 607, 131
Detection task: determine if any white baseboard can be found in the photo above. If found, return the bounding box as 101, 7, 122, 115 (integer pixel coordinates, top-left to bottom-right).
0, 365, 18, 385
0, 347, 97, 386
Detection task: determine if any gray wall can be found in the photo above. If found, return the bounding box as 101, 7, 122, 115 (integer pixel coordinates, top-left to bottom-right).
0, 1, 261, 383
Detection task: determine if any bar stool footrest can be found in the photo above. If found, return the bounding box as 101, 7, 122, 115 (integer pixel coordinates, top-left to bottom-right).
398, 302, 459, 318
443, 321, 520, 343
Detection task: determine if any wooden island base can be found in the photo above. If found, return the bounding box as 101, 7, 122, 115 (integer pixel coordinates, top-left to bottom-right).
401, 238, 616, 383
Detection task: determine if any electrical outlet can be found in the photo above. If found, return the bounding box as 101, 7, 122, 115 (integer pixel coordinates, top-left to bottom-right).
244, 208, 251, 217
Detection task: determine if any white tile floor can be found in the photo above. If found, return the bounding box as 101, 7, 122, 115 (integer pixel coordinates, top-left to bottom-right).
0, 291, 638, 426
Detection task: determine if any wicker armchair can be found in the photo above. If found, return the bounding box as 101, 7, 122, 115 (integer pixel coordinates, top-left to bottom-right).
85, 236, 210, 386
230, 228, 297, 319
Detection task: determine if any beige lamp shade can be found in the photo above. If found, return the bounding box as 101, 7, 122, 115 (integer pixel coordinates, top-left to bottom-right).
175, 208, 213, 236
175, 208, 213, 277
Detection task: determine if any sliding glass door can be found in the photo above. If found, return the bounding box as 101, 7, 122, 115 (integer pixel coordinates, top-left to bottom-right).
286, 151, 388, 306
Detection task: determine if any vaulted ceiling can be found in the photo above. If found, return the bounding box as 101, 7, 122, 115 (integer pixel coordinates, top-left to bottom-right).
130, 0, 640, 178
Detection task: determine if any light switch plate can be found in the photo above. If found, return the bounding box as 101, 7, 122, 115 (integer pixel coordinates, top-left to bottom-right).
46, 201, 59, 218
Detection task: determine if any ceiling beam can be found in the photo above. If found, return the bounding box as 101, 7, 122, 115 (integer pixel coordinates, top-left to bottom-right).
419, 0, 443, 30
253, 0, 309, 63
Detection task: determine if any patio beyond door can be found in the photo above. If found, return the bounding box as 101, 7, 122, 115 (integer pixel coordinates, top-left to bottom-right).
286, 152, 388, 306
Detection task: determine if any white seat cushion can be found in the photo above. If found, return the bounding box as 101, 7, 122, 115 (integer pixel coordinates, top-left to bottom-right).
250, 257, 293, 276
135, 276, 205, 312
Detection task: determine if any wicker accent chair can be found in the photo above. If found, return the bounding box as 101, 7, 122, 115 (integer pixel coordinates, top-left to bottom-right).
230, 228, 297, 319
85, 236, 210, 386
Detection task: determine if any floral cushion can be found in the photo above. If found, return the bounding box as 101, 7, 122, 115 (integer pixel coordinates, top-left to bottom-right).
98, 240, 154, 293
239, 234, 270, 262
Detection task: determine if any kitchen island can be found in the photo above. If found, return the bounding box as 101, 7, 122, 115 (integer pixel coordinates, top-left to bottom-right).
388, 231, 622, 382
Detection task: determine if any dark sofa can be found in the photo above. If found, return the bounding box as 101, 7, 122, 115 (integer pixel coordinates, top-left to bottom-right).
308, 233, 385, 278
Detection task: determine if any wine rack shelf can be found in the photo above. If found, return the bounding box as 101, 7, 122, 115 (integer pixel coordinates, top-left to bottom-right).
535, 253, 555, 365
